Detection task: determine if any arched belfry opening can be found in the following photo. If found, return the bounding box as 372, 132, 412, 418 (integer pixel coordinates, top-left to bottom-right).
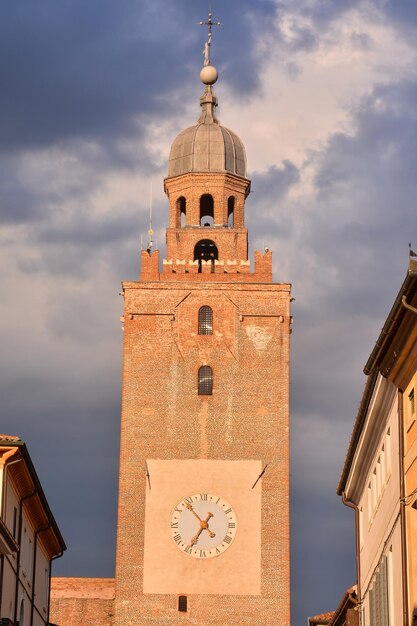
177, 196, 186, 227
194, 239, 218, 273
200, 194, 214, 227
228, 196, 235, 228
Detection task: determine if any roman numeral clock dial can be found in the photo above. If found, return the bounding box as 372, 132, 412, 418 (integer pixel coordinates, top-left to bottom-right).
171, 494, 237, 558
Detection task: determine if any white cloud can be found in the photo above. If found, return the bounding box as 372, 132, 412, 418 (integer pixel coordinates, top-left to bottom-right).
222, 3, 417, 173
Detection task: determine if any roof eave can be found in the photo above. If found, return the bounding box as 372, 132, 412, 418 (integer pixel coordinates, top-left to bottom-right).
364, 258, 417, 375
336, 368, 379, 495
338, 259, 417, 496
0, 437, 66, 553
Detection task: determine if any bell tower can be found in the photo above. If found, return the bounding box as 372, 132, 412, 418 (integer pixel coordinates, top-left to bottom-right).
114, 14, 291, 625
164, 81, 250, 272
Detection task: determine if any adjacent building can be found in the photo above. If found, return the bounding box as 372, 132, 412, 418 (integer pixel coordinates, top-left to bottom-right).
0, 434, 66, 626
308, 586, 358, 626
338, 258, 417, 625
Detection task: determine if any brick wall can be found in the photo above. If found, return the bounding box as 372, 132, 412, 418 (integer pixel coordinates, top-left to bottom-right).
49, 577, 115, 626
114, 278, 291, 625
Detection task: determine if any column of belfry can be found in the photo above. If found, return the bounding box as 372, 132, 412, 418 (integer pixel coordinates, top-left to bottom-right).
114, 14, 291, 625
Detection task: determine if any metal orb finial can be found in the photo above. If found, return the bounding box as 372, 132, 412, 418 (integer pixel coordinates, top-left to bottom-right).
200, 65, 218, 85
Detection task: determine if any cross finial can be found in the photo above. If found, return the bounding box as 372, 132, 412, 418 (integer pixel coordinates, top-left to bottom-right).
198, 10, 222, 66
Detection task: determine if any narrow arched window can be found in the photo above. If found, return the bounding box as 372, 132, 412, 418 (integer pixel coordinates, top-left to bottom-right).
228, 196, 235, 227
177, 196, 186, 227
198, 366, 213, 395
178, 595, 188, 612
198, 306, 213, 335
200, 194, 214, 226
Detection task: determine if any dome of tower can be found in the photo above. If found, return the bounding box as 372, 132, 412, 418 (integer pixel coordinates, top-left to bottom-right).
167, 82, 247, 179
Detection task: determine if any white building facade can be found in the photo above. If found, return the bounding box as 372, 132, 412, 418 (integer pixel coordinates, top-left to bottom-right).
340, 373, 403, 625
338, 259, 417, 626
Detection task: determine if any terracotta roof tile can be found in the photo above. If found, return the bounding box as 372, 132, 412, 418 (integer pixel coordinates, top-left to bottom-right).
309, 611, 335, 622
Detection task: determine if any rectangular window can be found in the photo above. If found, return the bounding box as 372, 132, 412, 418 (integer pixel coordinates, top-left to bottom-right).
409, 388, 415, 416
376, 457, 382, 501
380, 444, 386, 486
27, 537, 33, 580
22, 527, 28, 575
12, 506, 18, 539
44, 568, 49, 610
368, 482, 373, 521
369, 588, 375, 626
372, 468, 378, 511
178, 595, 187, 612
385, 429, 391, 478
369, 555, 390, 626
388, 547, 395, 626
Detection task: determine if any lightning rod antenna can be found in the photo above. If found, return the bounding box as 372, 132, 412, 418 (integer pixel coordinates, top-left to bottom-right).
147, 180, 154, 254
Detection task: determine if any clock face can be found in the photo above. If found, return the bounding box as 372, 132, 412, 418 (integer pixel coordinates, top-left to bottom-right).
171, 493, 237, 559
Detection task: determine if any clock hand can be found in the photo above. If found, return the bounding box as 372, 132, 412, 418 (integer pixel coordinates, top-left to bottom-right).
190, 527, 204, 546
185, 502, 204, 523
204, 512, 216, 538
186, 510, 216, 546
185, 504, 206, 543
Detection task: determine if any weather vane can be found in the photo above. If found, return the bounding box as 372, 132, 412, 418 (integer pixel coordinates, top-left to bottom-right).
198, 9, 222, 66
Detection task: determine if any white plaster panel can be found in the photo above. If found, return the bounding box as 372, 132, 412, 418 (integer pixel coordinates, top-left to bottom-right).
143, 459, 262, 595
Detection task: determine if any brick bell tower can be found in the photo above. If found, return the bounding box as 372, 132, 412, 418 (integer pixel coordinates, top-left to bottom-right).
114, 16, 291, 625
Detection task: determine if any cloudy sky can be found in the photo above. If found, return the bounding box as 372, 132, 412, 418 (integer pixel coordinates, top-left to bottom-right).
2, 0, 417, 623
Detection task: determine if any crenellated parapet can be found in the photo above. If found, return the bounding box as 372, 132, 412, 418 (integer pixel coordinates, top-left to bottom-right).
140, 249, 272, 282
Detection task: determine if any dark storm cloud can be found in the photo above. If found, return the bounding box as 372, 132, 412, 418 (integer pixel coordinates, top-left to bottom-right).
385, 0, 417, 27
0, 142, 124, 225
316, 81, 417, 194
0, 0, 188, 150
0, 155, 49, 223
0, 0, 278, 152
292, 495, 356, 620
247, 161, 300, 239
17, 221, 143, 281
37, 211, 140, 247
270, 77, 417, 432
291, 411, 358, 620
1, 393, 120, 575
287, 75, 417, 622
309, 79, 417, 316
313, 0, 360, 21
252, 161, 300, 201
3, 2, 417, 625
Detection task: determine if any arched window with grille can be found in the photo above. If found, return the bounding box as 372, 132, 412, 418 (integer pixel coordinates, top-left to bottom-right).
198, 306, 213, 335
198, 366, 213, 395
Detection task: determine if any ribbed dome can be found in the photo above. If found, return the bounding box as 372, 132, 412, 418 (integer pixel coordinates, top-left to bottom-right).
167, 86, 247, 179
